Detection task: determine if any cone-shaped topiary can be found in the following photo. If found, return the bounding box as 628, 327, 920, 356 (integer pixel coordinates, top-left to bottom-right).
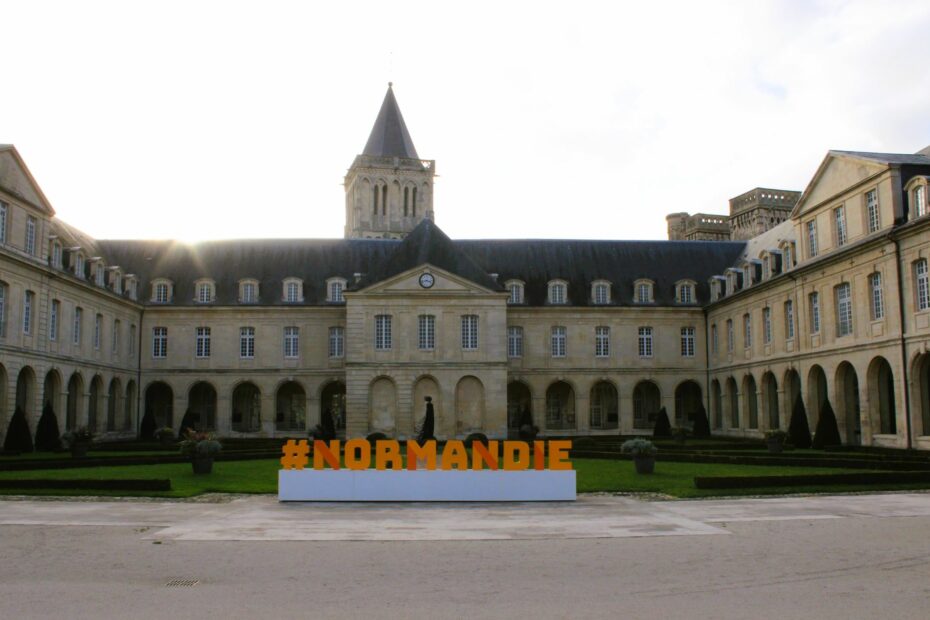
177, 410, 197, 438
3, 406, 34, 453
692, 402, 711, 438
415, 397, 436, 443
140, 409, 157, 440
788, 395, 812, 448
35, 401, 62, 452
812, 400, 842, 449
652, 406, 672, 438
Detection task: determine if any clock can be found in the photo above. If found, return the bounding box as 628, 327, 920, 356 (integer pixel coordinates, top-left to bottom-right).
419, 273, 435, 288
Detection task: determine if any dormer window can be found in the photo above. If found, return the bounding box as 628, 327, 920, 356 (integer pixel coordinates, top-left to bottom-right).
506, 280, 524, 305
239, 279, 259, 304
742, 264, 752, 288
92, 259, 106, 287
125, 276, 138, 301
782, 242, 795, 271
109, 268, 122, 294
725, 269, 739, 295
676, 280, 696, 304
906, 177, 929, 220
761, 253, 771, 280
151, 279, 173, 304
70, 249, 85, 278
49, 239, 62, 269
548, 280, 568, 305
592, 280, 611, 305
195, 279, 215, 304
634, 279, 654, 304
327, 277, 347, 303
283, 278, 303, 303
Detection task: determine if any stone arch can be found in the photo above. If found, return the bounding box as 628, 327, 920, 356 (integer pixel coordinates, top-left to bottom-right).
143, 381, 173, 435
761, 372, 779, 430
914, 352, 930, 437
124, 380, 137, 432
0, 363, 7, 430
455, 376, 486, 435
835, 362, 861, 445
369, 377, 397, 436
784, 368, 802, 412
507, 381, 533, 436
186, 381, 217, 431
66, 373, 85, 431
807, 365, 828, 428
276, 380, 307, 433
742, 374, 759, 429
868, 356, 897, 436
14, 367, 36, 437
106, 377, 122, 432
674, 380, 702, 428
231, 381, 261, 433
590, 380, 619, 430
42, 369, 63, 424
412, 375, 442, 436
87, 374, 104, 432
632, 380, 661, 430
546, 381, 576, 431
725, 376, 739, 428
711, 379, 723, 429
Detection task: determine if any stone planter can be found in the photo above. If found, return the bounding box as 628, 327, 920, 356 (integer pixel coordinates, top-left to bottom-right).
191, 457, 214, 475
633, 455, 655, 474
70, 443, 90, 458
766, 439, 784, 454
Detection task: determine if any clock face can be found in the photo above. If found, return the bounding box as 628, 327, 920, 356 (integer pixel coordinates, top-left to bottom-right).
419, 273, 435, 288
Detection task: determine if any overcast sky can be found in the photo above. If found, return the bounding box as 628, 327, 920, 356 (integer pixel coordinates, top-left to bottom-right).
2, 0, 929, 242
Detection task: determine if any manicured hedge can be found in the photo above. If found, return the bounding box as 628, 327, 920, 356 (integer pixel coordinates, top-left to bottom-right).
570, 449, 930, 471
0, 450, 280, 472
0, 479, 171, 491
694, 471, 930, 489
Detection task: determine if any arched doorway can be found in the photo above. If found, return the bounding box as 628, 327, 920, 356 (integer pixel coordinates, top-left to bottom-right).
106, 378, 122, 432
124, 381, 137, 431
674, 381, 702, 429
711, 379, 723, 429
413, 376, 441, 436
807, 365, 828, 429
507, 381, 533, 437
87, 375, 103, 432
66, 373, 84, 431
15, 366, 36, 418
546, 381, 576, 431
590, 381, 619, 430
725, 377, 739, 428
320, 381, 346, 435
836, 362, 861, 445
0, 363, 7, 431
276, 381, 306, 432
143, 382, 173, 436
232, 382, 261, 432
43, 370, 62, 424
868, 357, 897, 435
186, 382, 217, 431
456, 376, 486, 434
917, 353, 930, 437
368, 378, 395, 435
762, 372, 779, 430
632, 381, 660, 430
743, 375, 759, 429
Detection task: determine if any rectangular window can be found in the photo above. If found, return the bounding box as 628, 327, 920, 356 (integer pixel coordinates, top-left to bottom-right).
638, 326, 653, 357
375, 315, 392, 350
917, 260, 930, 311
784, 244, 793, 270
509, 283, 523, 304
594, 284, 609, 305
834, 206, 847, 247
23, 291, 34, 335
330, 281, 344, 302
154, 283, 169, 304
866, 189, 880, 233
52, 243, 62, 268
286, 282, 300, 303
73, 307, 82, 345
95, 264, 105, 287
679, 284, 693, 304
112, 320, 119, 354
329, 326, 344, 358
240, 326, 255, 358
196, 327, 211, 358
152, 327, 167, 358
284, 326, 299, 359
241, 282, 256, 303
785, 300, 795, 340
727, 319, 734, 352
810, 292, 821, 334
551, 326, 566, 357
743, 313, 752, 348
49, 299, 59, 341
94, 314, 101, 349
915, 186, 927, 218
807, 220, 818, 258
550, 284, 565, 305
763, 307, 772, 344
461, 315, 478, 350
197, 283, 212, 303
508, 326, 523, 358
637, 283, 651, 303
0, 201, 6, 243
25, 216, 36, 255
870, 273, 884, 320
595, 326, 610, 357
836, 283, 853, 337
418, 314, 435, 351
680, 326, 695, 357
711, 324, 718, 354
129, 325, 136, 356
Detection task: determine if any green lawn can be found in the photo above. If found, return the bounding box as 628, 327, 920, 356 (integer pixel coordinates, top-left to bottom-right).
0, 450, 175, 461
0, 457, 913, 499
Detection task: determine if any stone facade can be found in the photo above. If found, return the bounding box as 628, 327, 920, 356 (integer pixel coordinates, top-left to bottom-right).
667, 188, 801, 241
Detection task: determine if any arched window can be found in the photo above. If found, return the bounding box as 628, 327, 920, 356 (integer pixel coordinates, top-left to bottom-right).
412, 186, 418, 217
327, 277, 346, 303
506, 280, 524, 305
675, 280, 695, 304
404, 186, 409, 217
634, 279, 654, 304
372, 185, 379, 215
283, 278, 303, 303
382, 185, 388, 215
548, 280, 568, 305
195, 279, 215, 304
151, 279, 173, 304
591, 281, 611, 305
239, 279, 259, 304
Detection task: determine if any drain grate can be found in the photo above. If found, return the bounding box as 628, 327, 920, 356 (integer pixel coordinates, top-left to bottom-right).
165, 579, 200, 587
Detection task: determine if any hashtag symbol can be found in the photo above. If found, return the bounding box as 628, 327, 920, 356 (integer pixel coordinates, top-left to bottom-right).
281, 439, 310, 470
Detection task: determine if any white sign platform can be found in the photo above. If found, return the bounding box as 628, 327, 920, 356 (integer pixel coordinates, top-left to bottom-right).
278, 469, 576, 502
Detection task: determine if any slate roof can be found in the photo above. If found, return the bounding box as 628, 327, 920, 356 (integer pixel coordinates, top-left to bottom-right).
831, 150, 930, 166
361, 84, 419, 159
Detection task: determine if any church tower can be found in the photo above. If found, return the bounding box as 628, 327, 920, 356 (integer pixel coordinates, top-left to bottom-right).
344, 84, 436, 239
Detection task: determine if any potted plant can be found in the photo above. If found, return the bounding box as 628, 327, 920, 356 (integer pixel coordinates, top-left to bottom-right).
765, 429, 788, 454
62, 427, 93, 458
179, 429, 222, 474
154, 427, 176, 447
621, 438, 657, 474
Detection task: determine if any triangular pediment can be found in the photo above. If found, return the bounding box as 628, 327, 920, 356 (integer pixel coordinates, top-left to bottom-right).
357, 263, 501, 296
0, 146, 55, 215
792, 152, 887, 217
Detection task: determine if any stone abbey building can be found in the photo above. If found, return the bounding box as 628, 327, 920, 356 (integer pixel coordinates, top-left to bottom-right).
2, 85, 930, 449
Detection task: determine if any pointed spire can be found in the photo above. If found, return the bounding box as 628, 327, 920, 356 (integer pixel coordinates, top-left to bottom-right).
362, 83, 419, 159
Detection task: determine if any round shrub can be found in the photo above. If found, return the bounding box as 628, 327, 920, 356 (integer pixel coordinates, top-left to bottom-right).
464, 432, 489, 449
366, 432, 388, 443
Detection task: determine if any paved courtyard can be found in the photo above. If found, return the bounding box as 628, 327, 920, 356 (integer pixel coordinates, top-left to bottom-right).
2, 493, 930, 618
